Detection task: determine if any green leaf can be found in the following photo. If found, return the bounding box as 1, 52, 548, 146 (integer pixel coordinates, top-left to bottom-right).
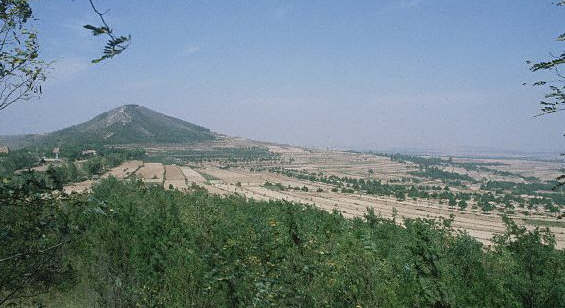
83, 24, 110, 36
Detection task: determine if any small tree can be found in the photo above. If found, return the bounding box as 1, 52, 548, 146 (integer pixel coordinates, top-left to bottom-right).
458, 199, 468, 210
395, 191, 406, 201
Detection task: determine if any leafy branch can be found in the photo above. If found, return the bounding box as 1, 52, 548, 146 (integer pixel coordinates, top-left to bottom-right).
526, 3, 565, 117
0, 0, 48, 111
83, 0, 130, 63
526, 1, 565, 187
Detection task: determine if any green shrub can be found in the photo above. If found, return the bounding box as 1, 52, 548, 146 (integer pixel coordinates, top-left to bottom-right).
3, 178, 565, 307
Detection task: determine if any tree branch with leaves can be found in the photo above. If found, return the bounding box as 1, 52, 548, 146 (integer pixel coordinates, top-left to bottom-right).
83, 0, 130, 63
527, 1, 565, 186
0, 0, 47, 111
0, 0, 130, 112
527, 1, 565, 116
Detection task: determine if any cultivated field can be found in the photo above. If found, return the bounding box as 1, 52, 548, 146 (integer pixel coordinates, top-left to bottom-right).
63, 141, 565, 248
102, 160, 143, 179
180, 166, 206, 184
164, 165, 188, 190
136, 163, 164, 183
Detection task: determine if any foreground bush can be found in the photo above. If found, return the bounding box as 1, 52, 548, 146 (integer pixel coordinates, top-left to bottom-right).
3, 177, 565, 306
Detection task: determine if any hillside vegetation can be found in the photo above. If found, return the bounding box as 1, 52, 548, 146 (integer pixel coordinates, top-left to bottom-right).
2, 177, 564, 307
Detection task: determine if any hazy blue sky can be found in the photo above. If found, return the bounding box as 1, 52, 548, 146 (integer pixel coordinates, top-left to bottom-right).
0, 0, 564, 153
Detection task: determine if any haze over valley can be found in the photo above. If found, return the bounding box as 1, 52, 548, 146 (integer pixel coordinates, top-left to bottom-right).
1, 1, 565, 154
1, 1, 565, 307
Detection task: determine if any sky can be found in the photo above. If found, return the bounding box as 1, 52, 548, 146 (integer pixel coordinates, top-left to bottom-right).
0, 0, 564, 154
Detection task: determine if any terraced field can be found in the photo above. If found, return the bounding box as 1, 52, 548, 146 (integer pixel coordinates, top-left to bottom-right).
164, 165, 188, 190
102, 160, 143, 179
136, 163, 164, 183
180, 166, 206, 184
61, 143, 565, 248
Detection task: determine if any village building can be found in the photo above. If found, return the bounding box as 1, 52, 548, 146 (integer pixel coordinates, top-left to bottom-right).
0, 145, 9, 154
81, 149, 97, 156
52, 147, 60, 160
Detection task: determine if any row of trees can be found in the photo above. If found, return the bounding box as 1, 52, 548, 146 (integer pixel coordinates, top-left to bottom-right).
269, 167, 564, 214
409, 166, 477, 184
384, 152, 539, 182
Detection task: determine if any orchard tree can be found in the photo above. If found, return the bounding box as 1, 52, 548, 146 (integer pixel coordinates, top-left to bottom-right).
458, 199, 468, 210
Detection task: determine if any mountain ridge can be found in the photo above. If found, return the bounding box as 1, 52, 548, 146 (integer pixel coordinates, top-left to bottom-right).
0, 104, 217, 148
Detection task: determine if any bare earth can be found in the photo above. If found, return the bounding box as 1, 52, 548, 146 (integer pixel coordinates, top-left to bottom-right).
164, 165, 188, 190
63, 180, 94, 194
180, 166, 207, 184
136, 163, 164, 183
62, 143, 565, 248
102, 160, 143, 179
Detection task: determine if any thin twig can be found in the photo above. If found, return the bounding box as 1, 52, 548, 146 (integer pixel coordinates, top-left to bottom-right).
88, 0, 117, 41
0, 242, 64, 263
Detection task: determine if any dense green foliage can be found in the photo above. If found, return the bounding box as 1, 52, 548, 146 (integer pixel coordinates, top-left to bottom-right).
45, 148, 146, 189
0, 146, 145, 191
0, 143, 145, 178
2, 178, 565, 306
0, 172, 77, 305
0, 148, 40, 175
146, 146, 277, 164
409, 167, 477, 184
